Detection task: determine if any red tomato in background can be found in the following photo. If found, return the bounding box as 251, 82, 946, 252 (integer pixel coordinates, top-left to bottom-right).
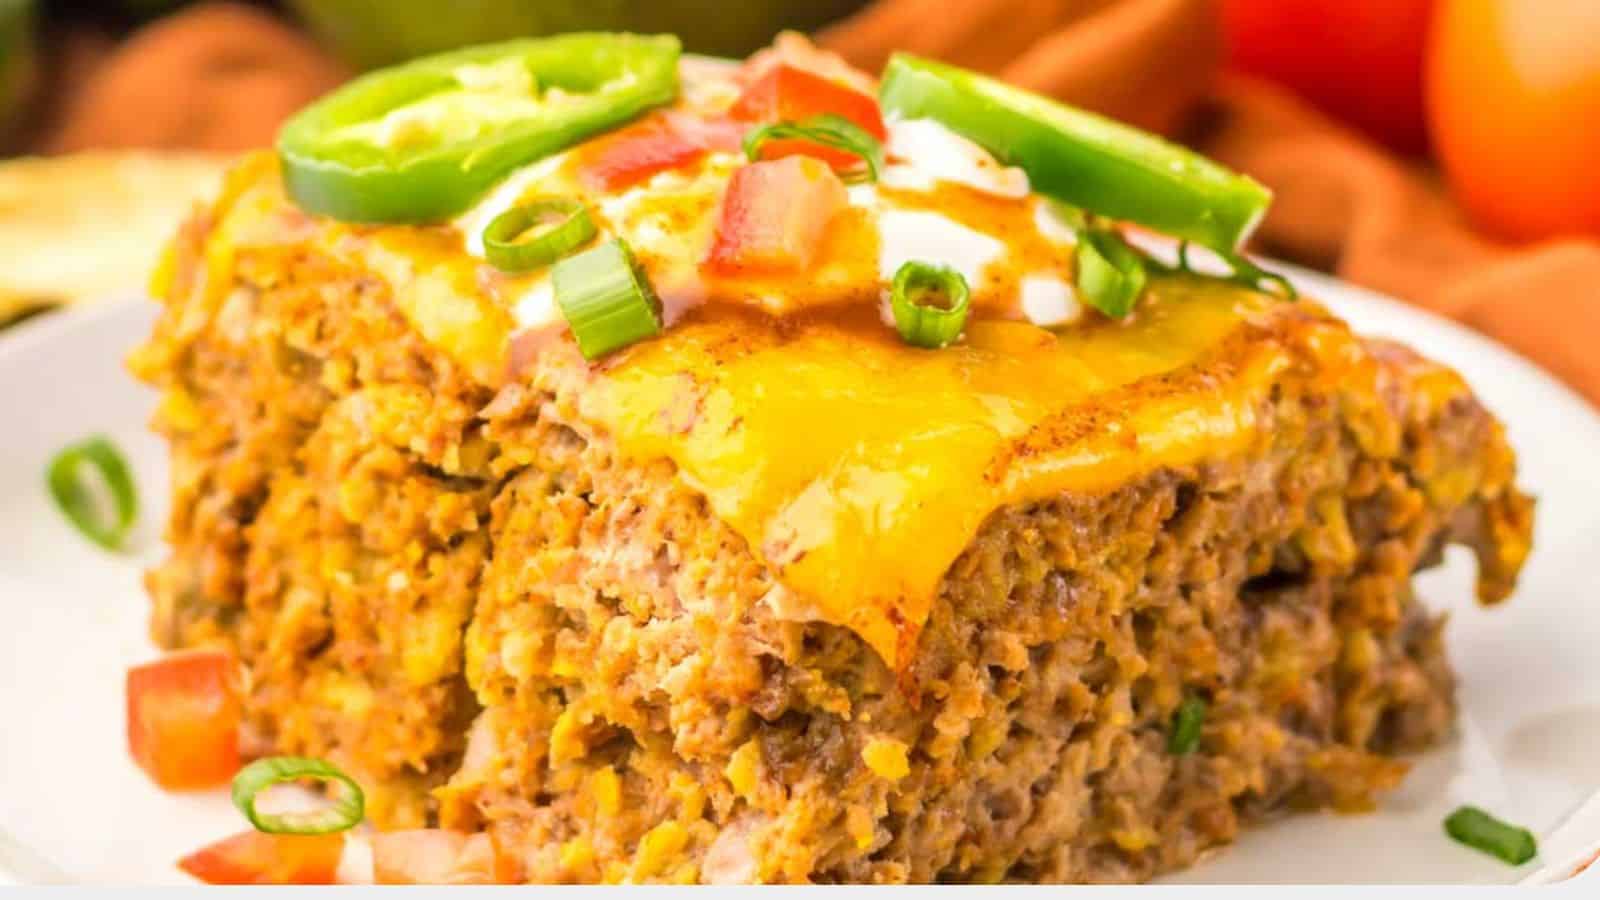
1222, 0, 1434, 154
1428, 0, 1600, 241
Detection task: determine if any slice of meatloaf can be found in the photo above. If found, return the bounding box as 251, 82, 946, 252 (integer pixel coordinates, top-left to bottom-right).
131, 157, 1533, 882
437, 334, 1529, 884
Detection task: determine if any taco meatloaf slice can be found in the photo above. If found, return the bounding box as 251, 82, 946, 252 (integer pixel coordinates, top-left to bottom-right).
129, 43, 1531, 883
442, 318, 1530, 884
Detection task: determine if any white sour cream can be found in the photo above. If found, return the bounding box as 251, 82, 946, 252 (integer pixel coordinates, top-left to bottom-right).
453, 96, 1083, 330
882, 118, 1029, 199
877, 210, 1005, 287
1019, 276, 1082, 327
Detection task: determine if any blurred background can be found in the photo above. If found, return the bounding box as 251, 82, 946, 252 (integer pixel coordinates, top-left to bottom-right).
0, 0, 1596, 402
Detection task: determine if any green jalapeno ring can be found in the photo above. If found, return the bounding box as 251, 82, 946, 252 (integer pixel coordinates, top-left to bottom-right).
879, 53, 1271, 255
483, 197, 597, 273
277, 33, 680, 224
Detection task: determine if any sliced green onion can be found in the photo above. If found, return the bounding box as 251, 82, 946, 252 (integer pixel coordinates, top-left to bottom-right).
1219, 251, 1296, 300
743, 113, 884, 183
1444, 806, 1537, 866
1168, 696, 1206, 755
1177, 241, 1297, 300
552, 238, 662, 360
232, 756, 365, 835
890, 261, 970, 349
1076, 226, 1148, 319
483, 197, 596, 273
1049, 200, 1291, 312
1047, 202, 1151, 318
46, 435, 138, 551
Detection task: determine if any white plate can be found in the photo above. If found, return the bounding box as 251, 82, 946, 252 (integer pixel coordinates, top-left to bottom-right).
2, 270, 1598, 885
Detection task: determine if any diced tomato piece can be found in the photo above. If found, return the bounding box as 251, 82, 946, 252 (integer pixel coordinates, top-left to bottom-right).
578, 116, 700, 192
459, 831, 520, 884
178, 831, 344, 885
732, 64, 887, 137
705, 156, 847, 276
730, 63, 887, 172
672, 114, 747, 155
125, 649, 240, 791
578, 112, 745, 192
741, 32, 879, 98
372, 829, 516, 885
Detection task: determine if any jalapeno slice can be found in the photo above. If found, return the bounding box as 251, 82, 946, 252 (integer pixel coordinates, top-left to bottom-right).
277, 32, 681, 224
879, 54, 1271, 254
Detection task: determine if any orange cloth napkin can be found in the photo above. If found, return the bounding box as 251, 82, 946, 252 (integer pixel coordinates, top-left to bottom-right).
822, 0, 1600, 407
44, 3, 347, 154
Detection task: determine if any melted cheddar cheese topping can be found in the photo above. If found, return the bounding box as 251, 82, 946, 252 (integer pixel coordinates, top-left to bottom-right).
570, 288, 1346, 664
192, 62, 1401, 667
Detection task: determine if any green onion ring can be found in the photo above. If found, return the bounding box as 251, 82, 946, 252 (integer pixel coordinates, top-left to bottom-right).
1167, 696, 1207, 755
743, 113, 884, 183
1075, 226, 1148, 319
231, 756, 365, 835
890, 261, 970, 349
1221, 250, 1297, 300
483, 197, 597, 274
552, 238, 663, 360
46, 435, 138, 551
1443, 806, 1537, 866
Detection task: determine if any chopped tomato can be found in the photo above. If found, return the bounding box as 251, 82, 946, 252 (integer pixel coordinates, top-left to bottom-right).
674, 115, 746, 155
178, 831, 344, 885
125, 649, 240, 790
461, 831, 519, 884
1222, 0, 1434, 154
1427, 0, 1600, 240
578, 112, 744, 192
741, 32, 879, 98
730, 63, 887, 171
731, 64, 887, 136
705, 156, 847, 276
372, 829, 516, 885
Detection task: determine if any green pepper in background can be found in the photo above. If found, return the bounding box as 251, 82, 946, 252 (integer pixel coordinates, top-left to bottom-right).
277, 32, 680, 224
286, 0, 870, 70
0, 0, 36, 148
